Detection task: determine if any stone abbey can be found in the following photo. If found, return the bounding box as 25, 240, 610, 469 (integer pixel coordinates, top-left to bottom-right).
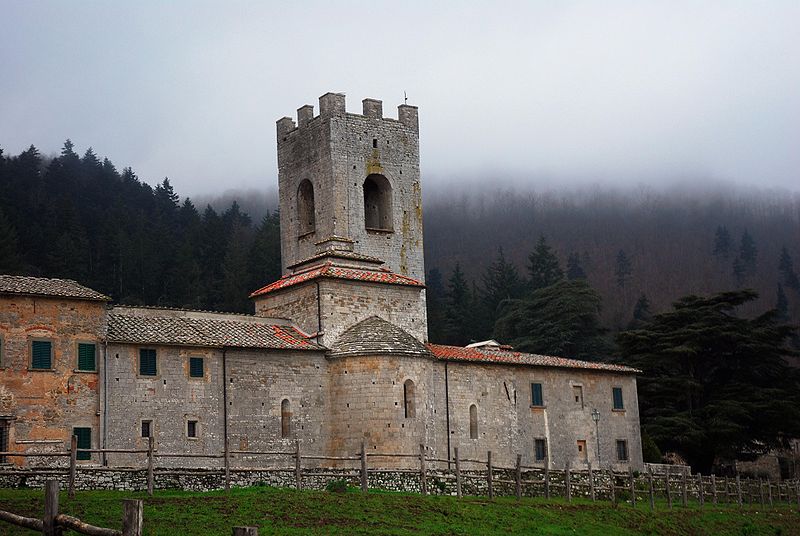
0, 93, 643, 472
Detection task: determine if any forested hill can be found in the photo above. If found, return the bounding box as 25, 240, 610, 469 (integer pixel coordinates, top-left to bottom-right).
1, 142, 799, 343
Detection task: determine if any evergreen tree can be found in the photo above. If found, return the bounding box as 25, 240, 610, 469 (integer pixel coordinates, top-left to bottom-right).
480, 247, 524, 336
425, 267, 447, 344
566, 252, 586, 280
528, 235, 563, 290
629, 293, 652, 329
0, 207, 23, 272
712, 225, 732, 259
617, 290, 800, 472
249, 211, 282, 292
775, 284, 789, 322
494, 279, 610, 360
443, 264, 475, 346
778, 246, 800, 292
615, 249, 632, 288
733, 230, 757, 285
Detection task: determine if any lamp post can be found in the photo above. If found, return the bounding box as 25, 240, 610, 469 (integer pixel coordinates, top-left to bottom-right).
591, 408, 601, 467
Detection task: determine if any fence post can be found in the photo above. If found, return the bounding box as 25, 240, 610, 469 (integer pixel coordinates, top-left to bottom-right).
147, 436, 154, 497
647, 467, 654, 511
232, 528, 258, 536
628, 466, 635, 507
697, 473, 704, 507
44, 479, 61, 536
294, 439, 301, 491
768, 478, 773, 507
454, 447, 462, 499
665, 469, 672, 508
565, 461, 571, 502
419, 443, 427, 496
795, 479, 799, 511
515, 454, 522, 500
710, 474, 717, 504
588, 462, 595, 502
680, 469, 687, 507
544, 463, 550, 499
68, 435, 77, 499
724, 476, 730, 504
736, 474, 743, 508
487, 451, 493, 499
122, 499, 143, 536
759, 479, 765, 506
359, 441, 368, 493
606, 469, 614, 504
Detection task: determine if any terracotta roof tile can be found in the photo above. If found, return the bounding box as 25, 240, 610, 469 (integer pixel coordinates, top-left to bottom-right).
426, 343, 640, 374
0, 274, 110, 301
108, 310, 324, 351
250, 262, 424, 298
330, 316, 430, 358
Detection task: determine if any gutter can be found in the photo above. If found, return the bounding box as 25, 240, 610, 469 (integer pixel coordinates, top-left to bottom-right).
222, 347, 228, 468
102, 338, 108, 466
445, 360, 451, 469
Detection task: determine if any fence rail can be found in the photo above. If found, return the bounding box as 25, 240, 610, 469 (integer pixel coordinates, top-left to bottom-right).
1, 440, 799, 511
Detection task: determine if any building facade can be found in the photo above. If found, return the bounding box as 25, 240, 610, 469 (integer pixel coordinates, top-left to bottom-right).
0, 93, 643, 473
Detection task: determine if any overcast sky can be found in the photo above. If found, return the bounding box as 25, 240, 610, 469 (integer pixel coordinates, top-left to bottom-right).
1, 1, 798, 195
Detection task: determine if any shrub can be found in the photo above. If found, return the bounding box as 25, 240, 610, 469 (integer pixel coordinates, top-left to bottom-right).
326, 479, 348, 493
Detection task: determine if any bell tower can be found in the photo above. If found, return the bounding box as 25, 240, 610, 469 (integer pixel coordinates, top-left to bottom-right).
275, 92, 424, 281
252, 93, 428, 346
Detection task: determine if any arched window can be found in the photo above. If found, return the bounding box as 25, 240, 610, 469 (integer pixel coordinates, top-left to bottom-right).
281, 399, 291, 438
297, 179, 315, 235
363, 174, 393, 231
469, 404, 478, 439
403, 379, 415, 418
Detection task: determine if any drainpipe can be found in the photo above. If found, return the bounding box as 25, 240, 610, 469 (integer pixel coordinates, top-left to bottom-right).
445, 360, 451, 469
102, 339, 108, 466
222, 347, 228, 468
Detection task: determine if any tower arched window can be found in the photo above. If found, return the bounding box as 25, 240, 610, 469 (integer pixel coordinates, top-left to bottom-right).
281, 399, 291, 438
469, 404, 478, 440
363, 174, 393, 231
403, 379, 415, 418
297, 179, 315, 235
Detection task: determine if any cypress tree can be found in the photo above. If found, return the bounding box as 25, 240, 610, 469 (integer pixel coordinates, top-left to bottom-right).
528, 235, 563, 290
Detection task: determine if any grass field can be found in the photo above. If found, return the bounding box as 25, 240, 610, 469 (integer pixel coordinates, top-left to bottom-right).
0, 486, 798, 535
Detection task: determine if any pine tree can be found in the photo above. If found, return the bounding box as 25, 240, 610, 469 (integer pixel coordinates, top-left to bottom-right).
480, 248, 524, 336
0, 207, 23, 272
566, 252, 587, 280
494, 279, 610, 360
734, 230, 757, 285
615, 249, 632, 288
425, 267, 447, 344
778, 246, 800, 292
617, 290, 800, 472
712, 226, 732, 259
776, 284, 789, 322
629, 293, 652, 329
528, 235, 563, 290
443, 264, 475, 345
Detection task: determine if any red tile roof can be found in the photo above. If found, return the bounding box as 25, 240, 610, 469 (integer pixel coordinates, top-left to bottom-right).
426, 343, 640, 374
250, 262, 424, 298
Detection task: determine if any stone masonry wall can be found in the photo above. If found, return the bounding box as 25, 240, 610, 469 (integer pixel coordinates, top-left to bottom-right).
0, 296, 106, 465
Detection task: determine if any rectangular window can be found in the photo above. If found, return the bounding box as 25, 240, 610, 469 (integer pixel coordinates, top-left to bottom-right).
141, 420, 152, 438
187, 420, 198, 438
612, 387, 625, 410
189, 357, 204, 378
77, 343, 96, 371
573, 385, 584, 407
31, 340, 53, 370
616, 439, 629, 461
139, 349, 157, 376
534, 438, 547, 461
73, 427, 91, 461
531, 382, 544, 407
0, 420, 9, 464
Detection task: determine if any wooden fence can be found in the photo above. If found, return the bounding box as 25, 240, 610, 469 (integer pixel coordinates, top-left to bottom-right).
1, 439, 799, 511
0, 480, 142, 535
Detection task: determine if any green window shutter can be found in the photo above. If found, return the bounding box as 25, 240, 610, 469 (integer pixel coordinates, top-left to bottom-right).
613, 387, 624, 410
139, 349, 157, 376
73, 427, 91, 461
31, 341, 52, 369
532, 383, 544, 406
77, 343, 96, 371
189, 357, 204, 378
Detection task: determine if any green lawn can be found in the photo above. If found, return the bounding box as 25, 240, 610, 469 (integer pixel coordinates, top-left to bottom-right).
0, 486, 797, 535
